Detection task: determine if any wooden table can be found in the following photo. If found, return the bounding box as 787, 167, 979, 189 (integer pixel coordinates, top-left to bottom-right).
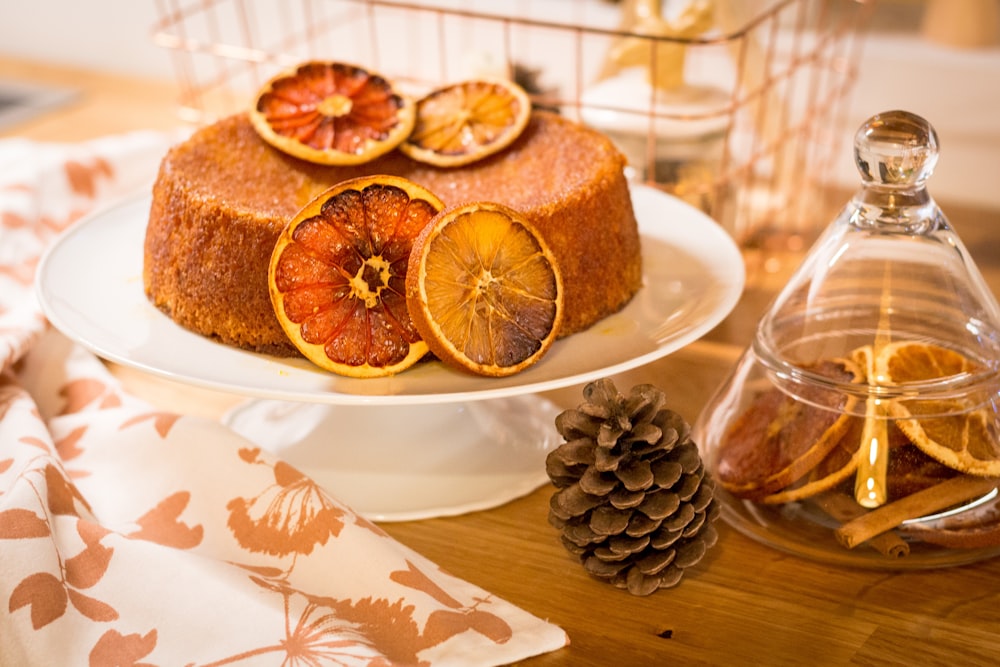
7, 58, 1000, 666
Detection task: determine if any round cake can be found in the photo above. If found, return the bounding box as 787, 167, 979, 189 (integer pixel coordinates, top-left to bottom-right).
144, 110, 643, 357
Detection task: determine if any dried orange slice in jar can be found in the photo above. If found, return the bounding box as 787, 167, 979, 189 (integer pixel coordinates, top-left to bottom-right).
250, 61, 415, 165
715, 357, 866, 499
875, 340, 1000, 477
268, 175, 443, 378
405, 202, 563, 377
760, 416, 866, 505
399, 78, 531, 167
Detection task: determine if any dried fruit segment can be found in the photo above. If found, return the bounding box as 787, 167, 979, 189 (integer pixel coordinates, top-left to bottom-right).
400, 79, 531, 167
715, 358, 865, 499
250, 61, 415, 165
760, 417, 865, 505
876, 341, 1000, 477
406, 202, 563, 377
269, 175, 443, 377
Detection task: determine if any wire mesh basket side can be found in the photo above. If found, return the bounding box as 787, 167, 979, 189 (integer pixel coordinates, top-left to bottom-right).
150, 0, 874, 252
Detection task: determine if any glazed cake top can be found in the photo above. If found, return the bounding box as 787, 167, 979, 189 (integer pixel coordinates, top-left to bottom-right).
159, 109, 628, 219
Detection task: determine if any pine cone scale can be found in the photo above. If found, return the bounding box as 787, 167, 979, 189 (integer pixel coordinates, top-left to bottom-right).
682, 509, 708, 537
677, 470, 704, 500
579, 467, 618, 495
550, 483, 604, 521
663, 502, 696, 531
626, 512, 661, 537
590, 505, 631, 536
637, 489, 681, 520
636, 546, 676, 575
651, 459, 683, 487
651, 528, 683, 550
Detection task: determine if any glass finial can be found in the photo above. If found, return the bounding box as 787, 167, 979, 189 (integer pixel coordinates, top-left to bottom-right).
854, 110, 939, 188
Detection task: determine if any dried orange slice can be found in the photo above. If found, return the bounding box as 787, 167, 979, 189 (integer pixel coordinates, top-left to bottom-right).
760, 418, 953, 505
250, 61, 415, 165
268, 175, 443, 378
760, 417, 865, 505
405, 202, 563, 377
716, 357, 865, 499
399, 79, 531, 167
876, 341, 1000, 477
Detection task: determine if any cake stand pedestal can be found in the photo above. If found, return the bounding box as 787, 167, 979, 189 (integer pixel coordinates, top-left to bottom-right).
222, 395, 563, 522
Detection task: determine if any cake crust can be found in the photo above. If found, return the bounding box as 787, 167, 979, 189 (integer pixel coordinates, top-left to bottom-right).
144, 110, 642, 356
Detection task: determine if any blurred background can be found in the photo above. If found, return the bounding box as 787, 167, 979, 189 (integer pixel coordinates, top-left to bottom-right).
2, 0, 998, 211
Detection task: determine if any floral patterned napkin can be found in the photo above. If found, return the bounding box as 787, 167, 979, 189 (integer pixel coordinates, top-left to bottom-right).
0, 131, 568, 665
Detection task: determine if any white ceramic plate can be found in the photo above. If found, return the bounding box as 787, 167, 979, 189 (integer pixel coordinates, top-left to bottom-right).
36, 185, 744, 521
36, 185, 745, 406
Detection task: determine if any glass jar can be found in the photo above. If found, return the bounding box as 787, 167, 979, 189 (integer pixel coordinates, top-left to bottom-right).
694, 110, 1000, 568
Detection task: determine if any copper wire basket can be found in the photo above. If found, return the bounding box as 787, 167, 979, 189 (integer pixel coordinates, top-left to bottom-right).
150, 0, 873, 255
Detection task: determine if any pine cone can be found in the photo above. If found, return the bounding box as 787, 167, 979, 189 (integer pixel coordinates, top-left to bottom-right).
546, 378, 720, 596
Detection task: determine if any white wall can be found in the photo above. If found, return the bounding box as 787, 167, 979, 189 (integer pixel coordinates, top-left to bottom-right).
841, 31, 1000, 210
1, 1, 173, 80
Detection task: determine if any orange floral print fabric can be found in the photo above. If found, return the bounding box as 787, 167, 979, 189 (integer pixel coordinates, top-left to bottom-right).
0, 133, 567, 665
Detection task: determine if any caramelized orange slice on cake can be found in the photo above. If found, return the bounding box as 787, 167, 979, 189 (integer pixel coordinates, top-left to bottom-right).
876, 341, 1000, 477
399, 79, 531, 167
250, 61, 415, 165
269, 175, 443, 377
405, 202, 563, 377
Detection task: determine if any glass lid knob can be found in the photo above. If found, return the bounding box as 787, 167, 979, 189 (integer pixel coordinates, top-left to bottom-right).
854, 110, 939, 189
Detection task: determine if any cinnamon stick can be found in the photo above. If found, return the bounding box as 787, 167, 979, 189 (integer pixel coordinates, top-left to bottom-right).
835, 476, 999, 549
816, 492, 909, 558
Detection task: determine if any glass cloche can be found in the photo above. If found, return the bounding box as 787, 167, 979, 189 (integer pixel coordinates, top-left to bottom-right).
694, 110, 1000, 568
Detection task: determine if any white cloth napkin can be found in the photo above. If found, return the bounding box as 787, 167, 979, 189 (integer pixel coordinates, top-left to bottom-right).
0, 131, 568, 666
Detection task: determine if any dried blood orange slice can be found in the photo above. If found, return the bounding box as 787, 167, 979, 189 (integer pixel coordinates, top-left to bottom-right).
405, 202, 563, 377
760, 416, 865, 505
399, 78, 531, 167
268, 175, 443, 377
715, 357, 865, 499
876, 341, 1000, 477
250, 61, 415, 165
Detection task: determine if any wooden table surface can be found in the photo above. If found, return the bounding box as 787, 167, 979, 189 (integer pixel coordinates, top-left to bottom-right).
6, 57, 1000, 666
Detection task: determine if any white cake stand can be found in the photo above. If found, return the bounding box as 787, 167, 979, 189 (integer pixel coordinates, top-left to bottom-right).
36, 185, 745, 521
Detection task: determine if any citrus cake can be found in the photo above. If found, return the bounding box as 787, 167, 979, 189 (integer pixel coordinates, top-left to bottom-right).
143, 110, 642, 357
